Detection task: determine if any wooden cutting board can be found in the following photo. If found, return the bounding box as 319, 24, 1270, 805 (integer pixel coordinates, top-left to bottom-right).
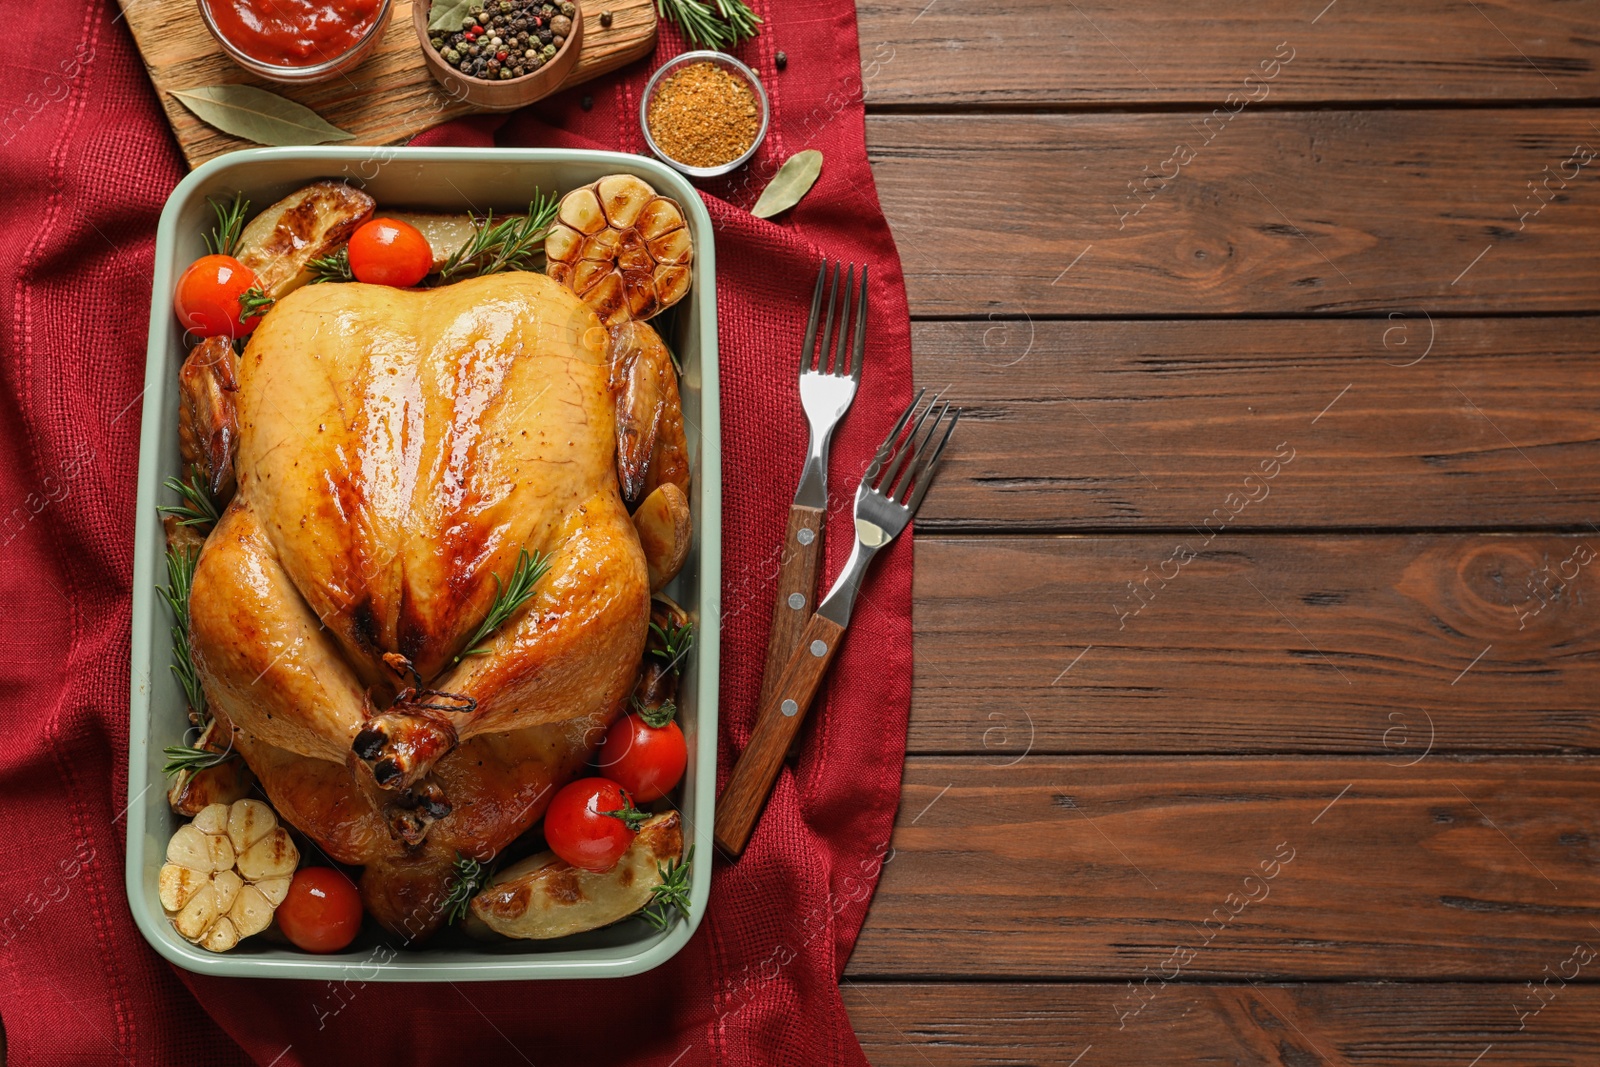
118, 0, 658, 170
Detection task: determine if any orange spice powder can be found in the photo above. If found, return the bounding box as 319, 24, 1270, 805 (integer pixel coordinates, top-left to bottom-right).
647, 62, 760, 169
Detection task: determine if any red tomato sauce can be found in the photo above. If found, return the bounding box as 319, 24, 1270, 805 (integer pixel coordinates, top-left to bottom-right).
207, 0, 383, 67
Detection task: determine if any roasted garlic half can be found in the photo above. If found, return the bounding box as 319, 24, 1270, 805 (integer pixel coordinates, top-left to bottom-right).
159, 799, 298, 952
545, 175, 693, 325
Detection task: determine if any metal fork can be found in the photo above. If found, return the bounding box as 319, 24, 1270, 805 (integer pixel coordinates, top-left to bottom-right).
716, 390, 960, 857
754, 262, 867, 718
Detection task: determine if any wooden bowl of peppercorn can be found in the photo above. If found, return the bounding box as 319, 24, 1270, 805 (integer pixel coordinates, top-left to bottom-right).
414, 0, 584, 111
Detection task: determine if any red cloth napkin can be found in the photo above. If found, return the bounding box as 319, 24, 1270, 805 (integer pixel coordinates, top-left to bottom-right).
0, 1, 913, 1063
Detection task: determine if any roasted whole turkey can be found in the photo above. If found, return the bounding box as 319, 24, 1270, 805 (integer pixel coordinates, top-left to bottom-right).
182, 264, 692, 941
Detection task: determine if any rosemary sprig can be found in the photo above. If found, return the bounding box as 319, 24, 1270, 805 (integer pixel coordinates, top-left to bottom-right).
600, 794, 650, 832
443, 854, 489, 924
160, 545, 207, 715
162, 743, 235, 778
656, 0, 759, 49
307, 246, 353, 283
239, 286, 274, 322
455, 548, 553, 663
649, 620, 695, 676
641, 845, 693, 931
436, 191, 560, 283
636, 696, 678, 730
157, 468, 220, 529
204, 192, 250, 257
711, 0, 761, 42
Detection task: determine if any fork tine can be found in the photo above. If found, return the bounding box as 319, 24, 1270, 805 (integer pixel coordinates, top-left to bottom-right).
815, 263, 842, 377
799, 261, 826, 374
849, 264, 868, 382
829, 264, 854, 374
880, 396, 944, 498
904, 408, 961, 513
864, 388, 925, 484
889, 400, 950, 501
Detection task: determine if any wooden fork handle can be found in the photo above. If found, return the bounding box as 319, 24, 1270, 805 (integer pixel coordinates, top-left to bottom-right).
715, 612, 846, 857
758, 505, 824, 746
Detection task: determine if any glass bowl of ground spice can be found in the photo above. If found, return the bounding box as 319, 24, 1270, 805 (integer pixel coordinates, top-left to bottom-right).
641, 51, 769, 178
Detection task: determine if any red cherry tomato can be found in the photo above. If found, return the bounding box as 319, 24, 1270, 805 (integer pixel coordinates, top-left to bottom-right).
173, 254, 261, 338
597, 708, 686, 803
276, 867, 363, 953
543, 777, 641, 872
347, 217, 432, 288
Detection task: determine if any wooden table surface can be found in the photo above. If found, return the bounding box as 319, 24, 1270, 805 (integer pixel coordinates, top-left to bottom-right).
839, 2, 1600, 1062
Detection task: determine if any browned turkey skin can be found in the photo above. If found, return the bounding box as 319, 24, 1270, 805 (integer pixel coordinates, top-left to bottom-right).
183, 271, 681, 940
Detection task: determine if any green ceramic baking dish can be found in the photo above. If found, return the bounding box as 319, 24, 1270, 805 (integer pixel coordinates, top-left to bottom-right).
126, 146, 720, 981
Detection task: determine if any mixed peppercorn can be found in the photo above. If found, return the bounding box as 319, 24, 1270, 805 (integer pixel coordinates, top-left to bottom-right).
430, 0, 577, 81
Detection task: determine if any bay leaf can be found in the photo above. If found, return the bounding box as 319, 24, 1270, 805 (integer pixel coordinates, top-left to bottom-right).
427, 0, 476, 33
170, 86, 355, 147
751, 150, 823, 219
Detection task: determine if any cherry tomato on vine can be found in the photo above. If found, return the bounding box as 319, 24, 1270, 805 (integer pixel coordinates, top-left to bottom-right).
276, 867, 363, 953
347, 217, 432, 288
173, 254, 264, 338
543, 777, 645, 872
597, 701, 686, 803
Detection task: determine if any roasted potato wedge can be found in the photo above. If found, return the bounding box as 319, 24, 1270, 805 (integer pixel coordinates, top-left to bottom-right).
471, 811, 683, 939
235, 180, 374, 299
632, 482, 691, 592
386, 211, 478, 270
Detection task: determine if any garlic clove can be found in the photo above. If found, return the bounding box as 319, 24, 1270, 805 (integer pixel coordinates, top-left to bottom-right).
227, 799, 277, 853
206, 833, 235, 872
212, 869, 243, 915
254, 874, 292, 907
596, 174, 653, 229
237, 827, 299, 881
229, 884, 275, 938
158, 863, 208, 912
173, 883, 219, 941
167, 824, 218, 872
558, 187, 606, 235
192, 802, 230, 836
203, 916, 239, 953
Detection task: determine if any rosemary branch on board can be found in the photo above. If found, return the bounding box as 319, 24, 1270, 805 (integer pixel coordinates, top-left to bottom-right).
307, 246, 353, 283
641, 845, 693, 931
203, 193, 250, 257
157, 468, 220, 529
454, 548, 553, 663
710, 0, 761, 42
444, 854, 489, 923
437, 192, 561, 282
655, 0, 760, 50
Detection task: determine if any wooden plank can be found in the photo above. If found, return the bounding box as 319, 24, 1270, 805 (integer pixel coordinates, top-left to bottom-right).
857, 0, 1600, 107
117, 0, 657, 170
848, 756, 1600, 978
907, 318, 1600, 531
867, 110, 1600, 315
844, 981, 1600, 1065
906, 534, 1600, 755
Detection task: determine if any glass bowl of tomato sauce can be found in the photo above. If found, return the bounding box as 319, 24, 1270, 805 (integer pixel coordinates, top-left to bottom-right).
199, 0, 393, 84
